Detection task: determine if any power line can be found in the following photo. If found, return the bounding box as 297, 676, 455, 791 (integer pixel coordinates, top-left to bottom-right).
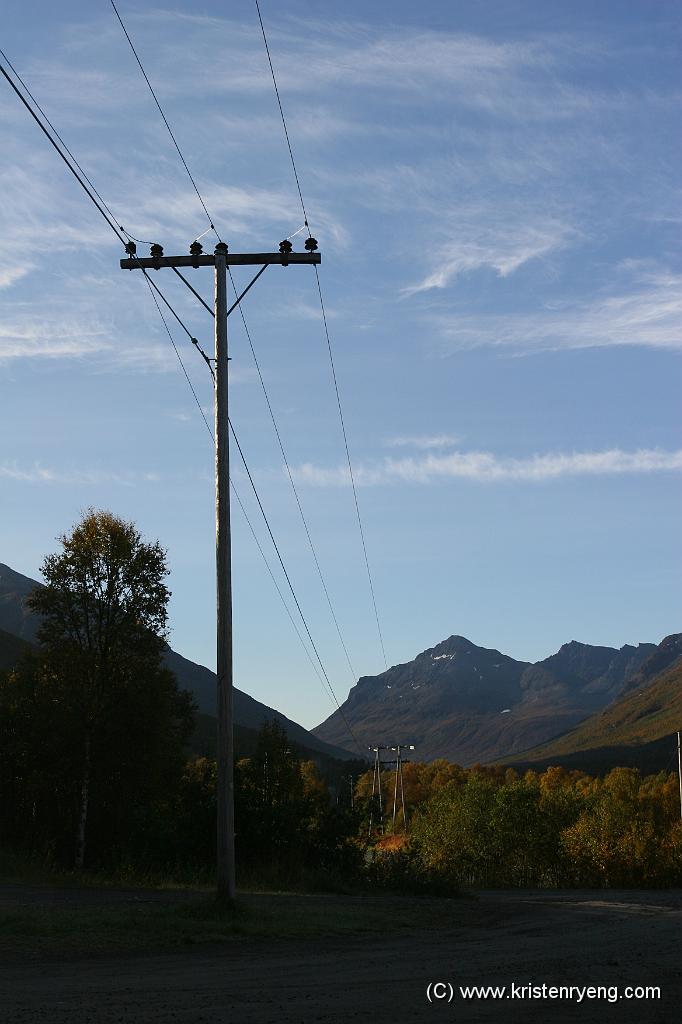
0, 50, 212, 441
253, 3, 389, 669
1, 55, 363, 751
230, 481, 332, 697
0, 49, 202, 351
254, 0, 310, 231
167, 240, 361, 683
0, 59, 125, 245
144, 271, 198, 344
229, 420, 363, 753
144, 271, 357, 743
166, 252, 360, 688
313, 268, 388, 670
147, 285, 351, 739
167, 253, 361, 684
151, 287, 360, 747
0, 48, 130, 243
106, 7, 363, 701
142, 275, 213, 441
138, 278, 358, 744
140, 292, 347, 732
0, 50, 219, 450
110, 0, 221, 241
167, 252, 361, 686
228, 267, 357, 681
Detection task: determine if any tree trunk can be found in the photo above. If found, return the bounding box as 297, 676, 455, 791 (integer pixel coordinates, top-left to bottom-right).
75, 733, 91, 869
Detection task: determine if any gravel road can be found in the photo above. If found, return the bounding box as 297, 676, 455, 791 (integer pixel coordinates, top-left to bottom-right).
2, 886, 680, 1023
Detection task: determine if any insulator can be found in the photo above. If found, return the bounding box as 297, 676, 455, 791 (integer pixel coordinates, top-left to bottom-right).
189, 240, 203, 256
124, 241, 137, 256
279, 239, 293, 254
304, 237, 318, 252
150, 243, 164, 258
214, 242, 229, 255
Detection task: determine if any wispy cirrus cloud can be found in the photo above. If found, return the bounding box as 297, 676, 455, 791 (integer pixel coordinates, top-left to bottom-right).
0, 318, 112, 362
433, 270, 682, 354
385, 433, 462, 450
0, 463, 160, 485
291, 447, 682, 486
403, 215, 576, 295
132, 183, 348, 251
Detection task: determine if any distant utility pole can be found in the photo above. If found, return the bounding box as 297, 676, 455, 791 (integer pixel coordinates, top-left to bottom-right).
390, 744, 415, 831
368, 745, 386, 837
368, 743, 415, 838
120, 238, 320, 900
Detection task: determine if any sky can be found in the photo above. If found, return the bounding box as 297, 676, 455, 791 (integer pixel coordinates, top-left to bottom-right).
1, 1, 680, 733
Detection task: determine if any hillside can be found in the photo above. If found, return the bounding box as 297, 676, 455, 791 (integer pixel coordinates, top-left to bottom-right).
164, 648, 355, 761
0, 561, 355, 763
313, 633, 659, 764
0, 564, 41, 641
507, 644, 682, 774
0, 627, 31, 674
187, 712, 365, 783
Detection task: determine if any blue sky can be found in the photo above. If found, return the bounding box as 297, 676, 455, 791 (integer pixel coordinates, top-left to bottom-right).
1, 1, 680, 732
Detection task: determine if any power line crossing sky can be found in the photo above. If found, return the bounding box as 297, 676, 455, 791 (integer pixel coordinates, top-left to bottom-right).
1, 0, 680, 728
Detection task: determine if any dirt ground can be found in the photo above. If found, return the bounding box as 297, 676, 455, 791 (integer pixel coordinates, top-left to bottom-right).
1, 885, 681, 1024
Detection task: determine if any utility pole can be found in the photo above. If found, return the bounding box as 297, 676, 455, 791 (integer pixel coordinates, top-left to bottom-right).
120, 237, 320, 899
390, 744, 415, 831
214, 241, 233, 900
368, 745, 386, 837
347, 774, 355, 812
391, 747, 400, 827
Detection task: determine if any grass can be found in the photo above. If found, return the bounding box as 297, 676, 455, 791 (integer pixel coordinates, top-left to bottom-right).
0, 889, 460, 956
0, 846, 214, 892
0, 846, 461, 955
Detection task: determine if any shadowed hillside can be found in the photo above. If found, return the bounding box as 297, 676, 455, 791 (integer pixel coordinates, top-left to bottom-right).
0, 561, 356, 763
506, 643, 681, 774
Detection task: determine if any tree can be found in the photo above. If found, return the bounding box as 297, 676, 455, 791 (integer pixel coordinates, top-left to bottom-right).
1, 510, 194, 868
232, 721, 359, 883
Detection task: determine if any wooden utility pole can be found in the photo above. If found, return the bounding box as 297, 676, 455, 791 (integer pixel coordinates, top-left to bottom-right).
391, 747, 400, 828
214, 241, 233, 897
368, 745, 385, 837
120, 238, 320, 899
390, 743, 414, 831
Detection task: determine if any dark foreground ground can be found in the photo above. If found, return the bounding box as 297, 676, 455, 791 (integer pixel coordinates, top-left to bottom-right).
1, 884, 681, 1023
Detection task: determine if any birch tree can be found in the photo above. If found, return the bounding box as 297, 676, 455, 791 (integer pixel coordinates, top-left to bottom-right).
24, 509, 191, 868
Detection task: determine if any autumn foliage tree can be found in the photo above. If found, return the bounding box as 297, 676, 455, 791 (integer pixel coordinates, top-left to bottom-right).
406, 764, 682, 888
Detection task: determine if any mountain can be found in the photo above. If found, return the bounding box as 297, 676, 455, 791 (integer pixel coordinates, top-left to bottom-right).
0, 561, 355, 763
313, 633, 660, 764
0, 627, 31, 674
520, 639, 656, 706
0, 563, 41, 641
507, 640, 682, 775
163, 647, 355, 761
618, 633, 682, 695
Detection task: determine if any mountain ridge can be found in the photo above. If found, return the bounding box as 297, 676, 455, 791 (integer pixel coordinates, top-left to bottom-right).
505, 645, 682, 775
313, 631, 666, 764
